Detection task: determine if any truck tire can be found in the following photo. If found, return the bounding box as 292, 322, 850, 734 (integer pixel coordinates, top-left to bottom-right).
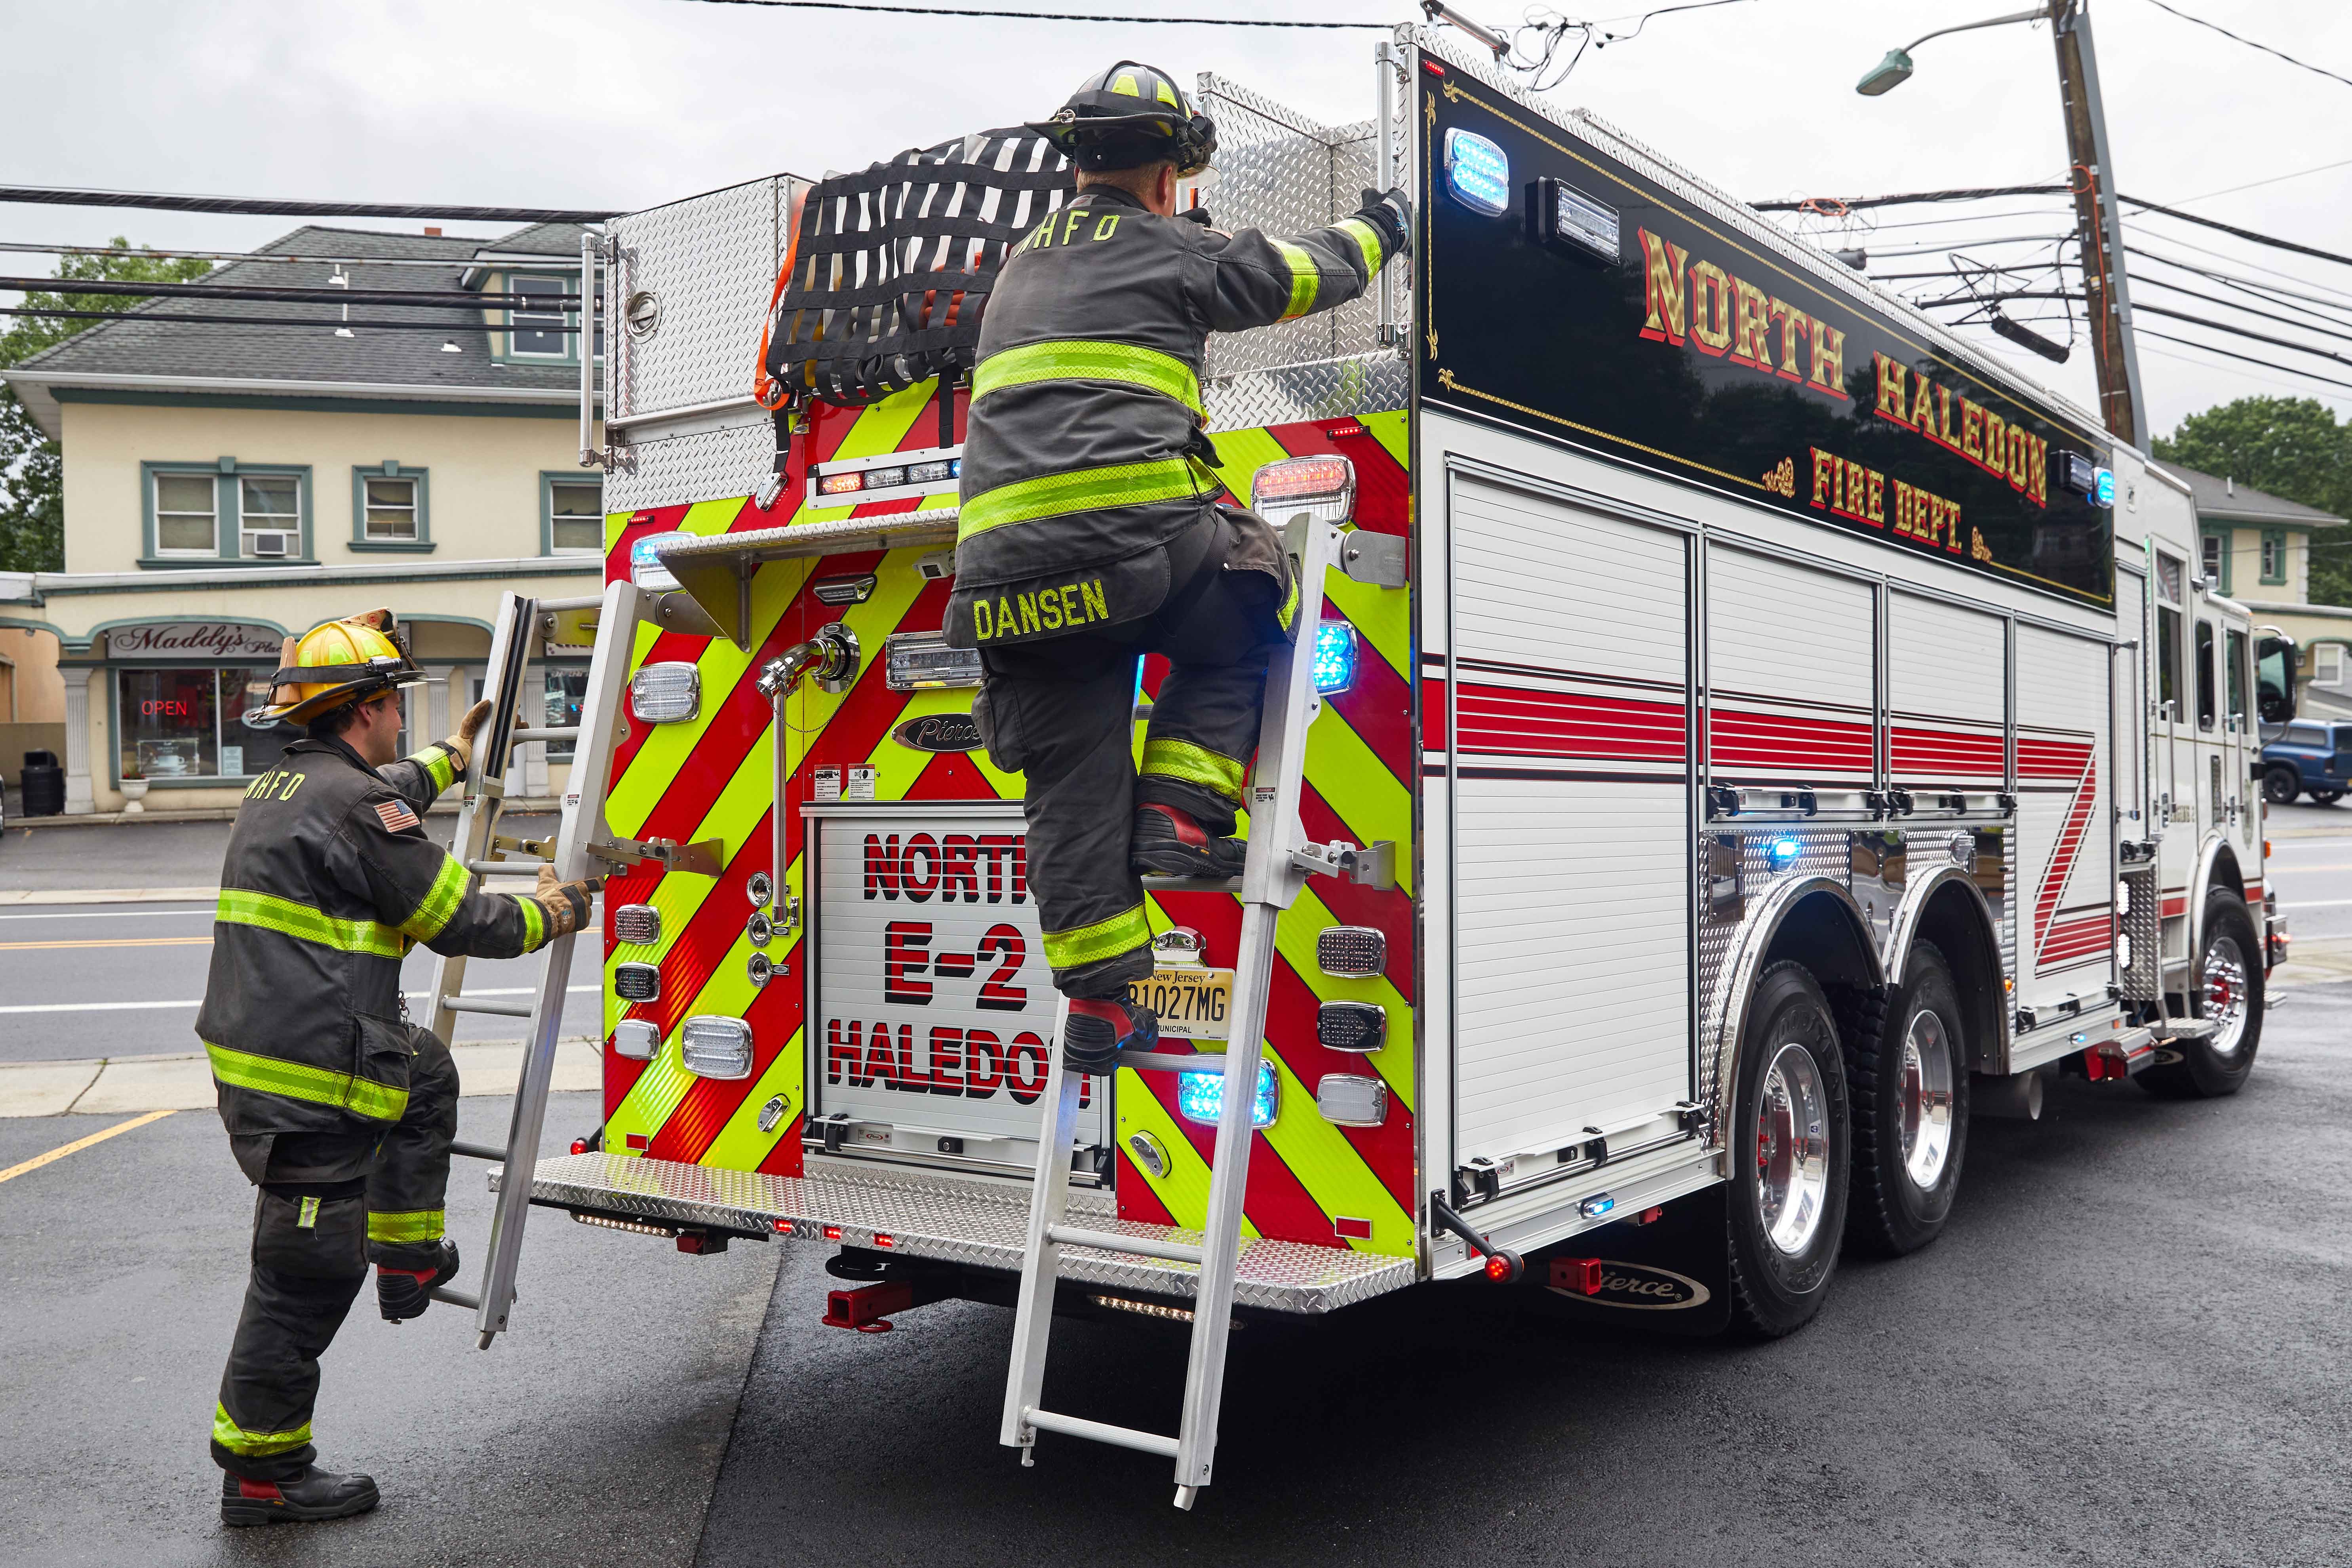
1726, 961, 1850, 1339
1840, 943, 1969, 1257
2263, 764, 2300, 806
2143, 891, 2264, 1099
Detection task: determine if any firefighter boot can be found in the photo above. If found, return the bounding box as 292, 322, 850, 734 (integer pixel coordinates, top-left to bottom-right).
1062, 998, 1157, 1075
220, 1465, 381, 1527
375, 1237, 458, 1323
1128, 803, 1248, 879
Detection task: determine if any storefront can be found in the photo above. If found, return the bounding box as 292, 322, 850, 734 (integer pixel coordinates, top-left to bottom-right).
106, 622, 292, 789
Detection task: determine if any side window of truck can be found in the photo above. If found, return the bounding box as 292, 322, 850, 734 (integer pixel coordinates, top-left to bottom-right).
2157, 607, 2181, 714
2226, 629, 2248, 725
2195, 622, 2217, 730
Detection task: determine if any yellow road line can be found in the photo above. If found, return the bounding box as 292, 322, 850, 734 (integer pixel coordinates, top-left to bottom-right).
0, 936, 213, 951
0, 1109, 176, 1185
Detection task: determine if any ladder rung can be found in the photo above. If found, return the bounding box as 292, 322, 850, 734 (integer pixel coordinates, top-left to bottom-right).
445, 996, 535, 1017
514, 726, 581, 742
466, 859, 548, 876
429, 1285, 481, 1309
1025, 1408, 1178, 1459
450, 1140, 508, 1162
1139, 875, 1241, 892
1046, 1224, 1204, 1266
537, 594, 602, 612
1119, 1050, 1218, 1074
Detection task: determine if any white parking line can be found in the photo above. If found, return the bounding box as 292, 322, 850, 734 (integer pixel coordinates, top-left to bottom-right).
0, 984, 603, 1016
0, 908, 214, 921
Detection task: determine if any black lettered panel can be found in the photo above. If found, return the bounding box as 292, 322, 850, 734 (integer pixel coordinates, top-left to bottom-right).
1415, 63, 2114, 612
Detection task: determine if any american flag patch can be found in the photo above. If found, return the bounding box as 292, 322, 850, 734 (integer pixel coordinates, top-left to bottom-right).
375, 799, 421, 833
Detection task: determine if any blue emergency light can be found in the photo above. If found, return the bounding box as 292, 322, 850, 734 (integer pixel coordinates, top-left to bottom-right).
2093, 467, 2116, 507
1767, 836, 1804, 867
1313, 620, 1358, 695
1178, 1060, 1280, 1129
1444, 127, 1511, 217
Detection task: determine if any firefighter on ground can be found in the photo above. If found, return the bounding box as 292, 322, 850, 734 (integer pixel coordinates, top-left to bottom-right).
198, 611, 599, 1528
949, 61, 1409, 1071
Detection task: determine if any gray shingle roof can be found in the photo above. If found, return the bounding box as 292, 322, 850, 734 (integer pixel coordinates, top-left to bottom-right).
2162, 462, 2346, 529
8, 223, 588, 398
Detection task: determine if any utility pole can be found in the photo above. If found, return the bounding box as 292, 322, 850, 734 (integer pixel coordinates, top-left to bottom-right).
2049, 0, 2147, 447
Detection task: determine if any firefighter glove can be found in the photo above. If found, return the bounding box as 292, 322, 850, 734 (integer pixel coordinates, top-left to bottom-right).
443, 699, 494, 772
1355, 186, 1414, 263
533, 864, 601, 938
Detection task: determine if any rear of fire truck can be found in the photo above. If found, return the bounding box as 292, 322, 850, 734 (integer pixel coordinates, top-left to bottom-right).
531, 72, 1428, 1326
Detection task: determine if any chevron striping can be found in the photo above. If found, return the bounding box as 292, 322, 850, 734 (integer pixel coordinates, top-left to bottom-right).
1112, 1063, 1255, 1240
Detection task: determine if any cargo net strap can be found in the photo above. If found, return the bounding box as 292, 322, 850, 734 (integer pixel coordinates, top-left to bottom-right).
763, 128, 1073, 409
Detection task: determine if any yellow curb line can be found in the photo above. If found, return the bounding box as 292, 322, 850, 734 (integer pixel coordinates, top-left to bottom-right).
0, 1108, 176, 1184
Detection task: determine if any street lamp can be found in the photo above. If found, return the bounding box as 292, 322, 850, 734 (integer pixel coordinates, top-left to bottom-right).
1855, 6, 2056, 96
1853, 0, 2148, 448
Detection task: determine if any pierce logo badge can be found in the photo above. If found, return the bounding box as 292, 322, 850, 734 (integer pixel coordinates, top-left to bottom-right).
892, 713, 985, 753
1547, 1260, 1712, 1310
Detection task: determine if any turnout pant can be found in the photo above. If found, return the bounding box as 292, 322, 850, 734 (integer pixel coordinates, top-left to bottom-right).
976, 512, 1288, 997
210, 1027, 458, 1479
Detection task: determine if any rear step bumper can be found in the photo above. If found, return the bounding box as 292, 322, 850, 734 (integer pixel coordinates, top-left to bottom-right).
509, 1152, 1416, 1315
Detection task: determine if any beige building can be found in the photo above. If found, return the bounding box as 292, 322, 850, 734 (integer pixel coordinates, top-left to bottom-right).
0, 223, 609, 813
2165, 464, 2352, 714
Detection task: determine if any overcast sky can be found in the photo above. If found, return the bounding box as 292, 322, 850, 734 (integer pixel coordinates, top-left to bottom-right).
4, 0, 2348, 437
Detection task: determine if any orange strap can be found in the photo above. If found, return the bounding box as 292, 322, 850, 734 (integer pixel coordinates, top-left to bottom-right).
753, 185, 811, 411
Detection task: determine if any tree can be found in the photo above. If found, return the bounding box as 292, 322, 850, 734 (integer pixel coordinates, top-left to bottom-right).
0, 240, 214, 573
2152, 396, 2352, 606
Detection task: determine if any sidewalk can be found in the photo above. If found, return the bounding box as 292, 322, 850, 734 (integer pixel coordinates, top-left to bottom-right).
8, 795, 563, 829
1, 1037, 603, 1116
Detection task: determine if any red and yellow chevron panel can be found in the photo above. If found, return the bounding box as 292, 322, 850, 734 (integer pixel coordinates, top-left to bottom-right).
600, 386, 1419, 1258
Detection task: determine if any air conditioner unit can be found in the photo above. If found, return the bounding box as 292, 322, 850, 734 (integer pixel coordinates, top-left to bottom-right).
248, 531, 292, 558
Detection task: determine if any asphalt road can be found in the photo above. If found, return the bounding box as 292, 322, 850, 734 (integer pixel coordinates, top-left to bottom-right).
6, 990, 2349, 1565
0, 816, 601, 1064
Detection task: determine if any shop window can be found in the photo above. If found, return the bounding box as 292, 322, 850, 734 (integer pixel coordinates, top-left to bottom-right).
153, 472, 219, 556
239, 474, 302, 558
544, 666, 588, 760
118, 669, 293, 782
545, 475, 604, 554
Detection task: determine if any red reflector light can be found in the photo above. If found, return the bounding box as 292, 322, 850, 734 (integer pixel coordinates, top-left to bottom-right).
1324, 421, 1365, 439
773, 1219, 792, 1233
1550, 1257, 1605, 1295
817, 471, 864, 496
569, 1139, 587, 1155
873, 1232, 896, 1248
624, 1133, 650, 1151
1483, 1252, 1513, 1281
1421, 59, 1447, 75
1333, 1215, 1374, 1241
1635, 1205, 1664, 1226
822, 1224, 843, 1241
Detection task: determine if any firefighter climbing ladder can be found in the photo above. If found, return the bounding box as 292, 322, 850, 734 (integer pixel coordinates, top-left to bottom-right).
422, 580, 644, 1348
1001, 516, 1376, 1509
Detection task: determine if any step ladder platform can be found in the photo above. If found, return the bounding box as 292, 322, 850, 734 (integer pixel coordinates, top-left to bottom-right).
513, 1152, 1414, 1314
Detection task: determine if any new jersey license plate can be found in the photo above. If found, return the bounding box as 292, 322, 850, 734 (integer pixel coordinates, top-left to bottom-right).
1128, 967, 1233, 1040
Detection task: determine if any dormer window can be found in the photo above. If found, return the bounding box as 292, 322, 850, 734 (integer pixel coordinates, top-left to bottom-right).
510, 274, 569, 357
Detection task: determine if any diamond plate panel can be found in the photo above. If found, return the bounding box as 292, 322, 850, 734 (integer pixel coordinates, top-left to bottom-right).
609, 177, 797, 422
512, 1152, 1417, 1313
2120, 866, 2160, 999
1204, 352, 1410, 435
605, 421, 774, 514
1694, 828, 1854, 1125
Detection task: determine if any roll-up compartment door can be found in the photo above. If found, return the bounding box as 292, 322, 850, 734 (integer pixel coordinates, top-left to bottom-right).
2014, 623, 2114, 1008
1887, 591, 2007, 789
1707, 546, 1875, 786
1446, 470, 1693, 1179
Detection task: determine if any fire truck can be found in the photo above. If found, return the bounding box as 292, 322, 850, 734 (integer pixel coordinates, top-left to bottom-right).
501, 19, 2292, 1502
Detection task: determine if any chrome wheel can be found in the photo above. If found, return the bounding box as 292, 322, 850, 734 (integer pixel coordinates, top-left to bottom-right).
1754, 1040, 1831, 1256
1897, 1009, 1957, 1192
2203, 933, 2251, 1061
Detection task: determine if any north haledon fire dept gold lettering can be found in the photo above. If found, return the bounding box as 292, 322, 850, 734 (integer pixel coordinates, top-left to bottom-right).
1872, 354, 2050, 509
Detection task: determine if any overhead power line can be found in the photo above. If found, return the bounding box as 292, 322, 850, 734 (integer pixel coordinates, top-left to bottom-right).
0, 305, 578, 335
0, 240, 546, 271
2135, 327, 2352, 394
0, 274, 573, 308
2138, 0, 2352, 92
0, 185, 620, 222
673, 0, 1383, 24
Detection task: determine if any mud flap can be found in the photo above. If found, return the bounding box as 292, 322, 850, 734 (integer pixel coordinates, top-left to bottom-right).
1526, 1183, 1732, 1337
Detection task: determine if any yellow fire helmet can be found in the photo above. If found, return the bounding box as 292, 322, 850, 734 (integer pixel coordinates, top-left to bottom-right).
258, 611, 424, 727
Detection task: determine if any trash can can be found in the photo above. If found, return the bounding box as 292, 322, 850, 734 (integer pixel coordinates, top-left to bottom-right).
19, 750, 64, 817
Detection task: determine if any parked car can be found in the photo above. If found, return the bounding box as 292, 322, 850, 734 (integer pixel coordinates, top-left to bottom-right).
2262, 719, 2352, 805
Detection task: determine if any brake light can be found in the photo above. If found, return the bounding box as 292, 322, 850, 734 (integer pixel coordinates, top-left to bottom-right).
822, 1224, 843, 1241
818, 472, 864, 496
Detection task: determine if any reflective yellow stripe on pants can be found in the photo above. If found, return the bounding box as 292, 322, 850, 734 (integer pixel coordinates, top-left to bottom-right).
204, 1040, 409, 1123
1042, 904, 1151, 972
958, 457, 1217, 544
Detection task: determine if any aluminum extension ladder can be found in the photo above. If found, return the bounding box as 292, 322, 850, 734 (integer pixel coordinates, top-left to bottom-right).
421, 580, 643, 1347
1001, 516, 1368, 1509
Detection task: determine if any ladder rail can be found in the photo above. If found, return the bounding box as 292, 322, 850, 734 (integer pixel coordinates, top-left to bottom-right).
999, 518, 1345, 1506
470, 578, 644, 1344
